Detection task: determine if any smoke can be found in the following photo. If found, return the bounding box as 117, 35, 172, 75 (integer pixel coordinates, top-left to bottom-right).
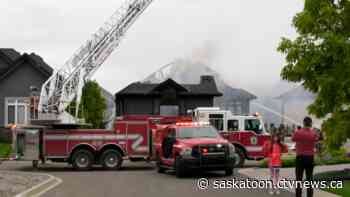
184, 40, 220, 66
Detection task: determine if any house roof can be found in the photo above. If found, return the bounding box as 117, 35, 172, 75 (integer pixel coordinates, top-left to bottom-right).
0, 48, 22, 75
116, 76, 222, 97
0, 50, 53, 81
221, 85, 257, 100
0, 48, 21, 62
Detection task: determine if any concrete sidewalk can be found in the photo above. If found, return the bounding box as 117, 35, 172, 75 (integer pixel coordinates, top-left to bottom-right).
0, 170, 61, 197
238, 164, 350, 197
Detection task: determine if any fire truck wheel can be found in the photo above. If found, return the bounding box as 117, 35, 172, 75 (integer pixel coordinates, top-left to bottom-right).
101, 150, 123, 170
175, 157, 185, 178
72, 149, 94, 170
234, 148, 245, 168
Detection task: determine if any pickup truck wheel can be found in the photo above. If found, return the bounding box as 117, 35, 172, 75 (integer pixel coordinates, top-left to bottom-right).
101, 150, 122, 170
72, 149, 94, 170
225, 168, 234, 176
175, 157, 185, 178
234, 148, 245, 168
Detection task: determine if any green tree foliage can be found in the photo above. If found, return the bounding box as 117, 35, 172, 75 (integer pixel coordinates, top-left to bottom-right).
68, 81, 107, 128
278, 0, 350, 149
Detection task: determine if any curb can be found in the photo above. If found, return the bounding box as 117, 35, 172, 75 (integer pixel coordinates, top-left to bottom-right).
238, 168, 341, 197
14, 174, 62, 197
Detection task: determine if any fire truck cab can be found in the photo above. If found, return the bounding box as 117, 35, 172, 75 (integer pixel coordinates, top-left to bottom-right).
191, 107, 270, 167
154, 122, 236, 178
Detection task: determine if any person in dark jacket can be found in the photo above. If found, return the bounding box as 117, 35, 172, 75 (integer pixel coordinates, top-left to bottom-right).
292, 117, 319, 197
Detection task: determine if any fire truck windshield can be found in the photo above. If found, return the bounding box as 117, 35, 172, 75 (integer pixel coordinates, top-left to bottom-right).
244, 119, 263, 134
177, 126, 219, 139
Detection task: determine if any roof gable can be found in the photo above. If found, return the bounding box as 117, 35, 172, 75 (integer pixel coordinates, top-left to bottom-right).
151, 78, 188, 92
0, 48, 21, 76
0, 53, 53, 82
116, 76, 222, 97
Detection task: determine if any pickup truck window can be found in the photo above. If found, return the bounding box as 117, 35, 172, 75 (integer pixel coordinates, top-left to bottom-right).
177, 126, 219, 139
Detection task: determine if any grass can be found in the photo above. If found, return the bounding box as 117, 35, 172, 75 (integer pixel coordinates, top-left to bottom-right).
260, 153, 350, 168
314, 171, 350, 197
0, 143, 12, 158
324, 181, 350, 197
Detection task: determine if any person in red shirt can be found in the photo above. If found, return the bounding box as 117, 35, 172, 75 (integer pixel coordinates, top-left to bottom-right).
263, 133, 288, 195
292, 117, 319, 197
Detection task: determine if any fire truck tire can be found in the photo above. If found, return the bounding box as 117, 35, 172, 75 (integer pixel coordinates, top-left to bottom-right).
235, 148, 245, 168
101, 150, 123, 170
72, 149, 94, 170
175, 157, 185, 178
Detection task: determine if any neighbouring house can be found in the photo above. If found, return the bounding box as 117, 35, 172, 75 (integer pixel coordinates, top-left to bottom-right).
0, 48, 116, 130
214, 86, 257, 115
115, 75, 222, 116
0, 49, 53, 127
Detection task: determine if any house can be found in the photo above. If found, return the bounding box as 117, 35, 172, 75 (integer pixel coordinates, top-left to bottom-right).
115, 75, 222, 116
214, 85, 257, 115
0, 49, 53, 127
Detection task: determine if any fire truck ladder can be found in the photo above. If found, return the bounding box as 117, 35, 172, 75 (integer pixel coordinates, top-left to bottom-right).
38, 0, 153, 123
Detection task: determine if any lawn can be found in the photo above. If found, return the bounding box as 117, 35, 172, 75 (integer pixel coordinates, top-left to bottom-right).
314, 171, 350, 197
260, 153, 350, 168
324, 181, 350, 197
0, 143, 12, 158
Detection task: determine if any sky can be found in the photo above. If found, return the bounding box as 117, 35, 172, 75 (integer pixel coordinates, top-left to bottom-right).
0, 0, 304, 96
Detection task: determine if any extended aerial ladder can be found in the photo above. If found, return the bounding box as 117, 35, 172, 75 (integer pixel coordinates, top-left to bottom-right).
37, 0, 153, 123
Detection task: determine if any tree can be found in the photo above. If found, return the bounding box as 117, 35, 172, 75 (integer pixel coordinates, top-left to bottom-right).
278, 0, 350, 150
73, 81, 107, 128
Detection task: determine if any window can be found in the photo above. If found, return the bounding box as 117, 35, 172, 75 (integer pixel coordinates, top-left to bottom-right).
244, 119, 263, 134
178, 126, 219, 139
5, 98, 29, 125
227, 120, 239, 131
167, 129, 176, 138
160, 105, 179, 116
209, 114, 224, 131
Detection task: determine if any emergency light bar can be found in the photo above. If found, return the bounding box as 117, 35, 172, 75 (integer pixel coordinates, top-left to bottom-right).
175, 122, 210, 126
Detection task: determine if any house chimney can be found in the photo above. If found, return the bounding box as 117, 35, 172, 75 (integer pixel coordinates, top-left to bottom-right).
200, 75, 215, 85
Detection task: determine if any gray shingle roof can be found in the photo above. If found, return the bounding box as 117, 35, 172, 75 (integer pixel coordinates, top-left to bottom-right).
0, 48, 21, 62
116, 77, 222, 97
221, 85, 257, 100
0, 50, 53, 81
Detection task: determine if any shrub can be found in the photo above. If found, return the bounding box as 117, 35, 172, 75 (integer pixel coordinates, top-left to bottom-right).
0, 143, 12, 158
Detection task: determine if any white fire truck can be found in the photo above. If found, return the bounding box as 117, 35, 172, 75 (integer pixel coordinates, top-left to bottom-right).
190, 107, 270, 167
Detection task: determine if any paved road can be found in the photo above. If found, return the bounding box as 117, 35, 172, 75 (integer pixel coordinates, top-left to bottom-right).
1, 161, 294, 197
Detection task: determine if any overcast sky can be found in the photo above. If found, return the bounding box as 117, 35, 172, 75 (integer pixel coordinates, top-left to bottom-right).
0, 0, 303, 96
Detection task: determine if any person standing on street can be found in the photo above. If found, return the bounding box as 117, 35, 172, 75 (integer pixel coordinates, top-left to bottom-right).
263, 133, 288, 195
292, 117, 319, 197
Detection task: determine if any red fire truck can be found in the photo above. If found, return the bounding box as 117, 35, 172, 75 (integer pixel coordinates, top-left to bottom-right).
11, 107, 269, 170
191, 107, 270, 167
154, 122, 236, 177
12, 115, 192, 170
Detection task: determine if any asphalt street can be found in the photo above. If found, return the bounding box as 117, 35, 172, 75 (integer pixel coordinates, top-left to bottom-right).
1, 161, 294, 197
